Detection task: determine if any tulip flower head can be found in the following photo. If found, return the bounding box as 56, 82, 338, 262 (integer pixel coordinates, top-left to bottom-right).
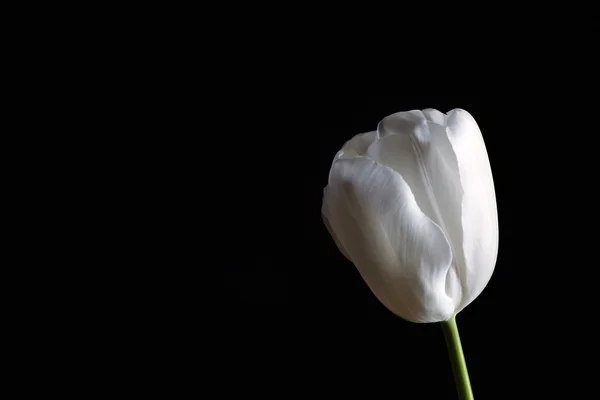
322, 109, 498, 323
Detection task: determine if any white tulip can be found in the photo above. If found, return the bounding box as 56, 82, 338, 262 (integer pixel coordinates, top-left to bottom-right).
322, 109, 498, 323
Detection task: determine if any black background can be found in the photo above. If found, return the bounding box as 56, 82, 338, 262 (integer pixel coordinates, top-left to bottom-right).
219, 95, 594, 398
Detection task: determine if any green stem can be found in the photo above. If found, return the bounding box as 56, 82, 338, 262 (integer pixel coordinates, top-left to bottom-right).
441, 315, 474, 400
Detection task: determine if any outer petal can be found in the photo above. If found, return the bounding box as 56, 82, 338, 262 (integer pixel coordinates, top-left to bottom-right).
322, 156, 455, 323
370, 112, 466, 308
322, 210, 351, 261
446, 109, 499, 312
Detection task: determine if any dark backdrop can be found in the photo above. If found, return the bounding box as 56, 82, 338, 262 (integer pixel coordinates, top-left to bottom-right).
220, 95, 592, 399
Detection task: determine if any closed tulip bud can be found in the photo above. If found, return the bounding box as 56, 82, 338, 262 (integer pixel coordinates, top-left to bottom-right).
322, 108, 498, 323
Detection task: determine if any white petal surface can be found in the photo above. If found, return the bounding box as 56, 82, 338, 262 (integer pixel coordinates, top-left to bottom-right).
322, 156, 455, 322
422, 108, 447, 126
370, 111, 466, 306
335, 130, 379, 160
446, 109, 499, 312
322, 211, 351, 261
329, 131, 379, 183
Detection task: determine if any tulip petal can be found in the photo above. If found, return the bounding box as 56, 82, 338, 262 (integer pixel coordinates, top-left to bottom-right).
422, 108, 447, 126
370, 112, 466, 305
446, 109, 499, 312
329, 131, 380, 183
335, 130, 379, 160
322, 210, 352, 261
375, 110, 424, 138
322, 156, 455, 323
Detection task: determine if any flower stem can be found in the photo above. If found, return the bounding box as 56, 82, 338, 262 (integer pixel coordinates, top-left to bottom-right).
441, 315, 474, 400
